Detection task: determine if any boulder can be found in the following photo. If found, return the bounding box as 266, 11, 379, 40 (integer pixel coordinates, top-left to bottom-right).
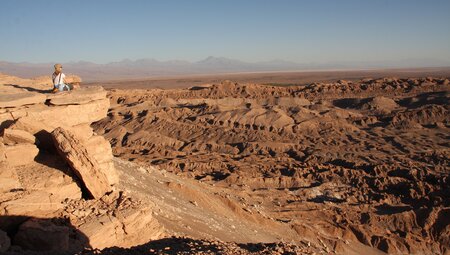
84, 135, 119, 185
13, 218, 70, 251
51, 127, 110, 199
0, 229, 10, 252
2, 129, 36, 145
61, 126, 119, 186
1, 143, 39, 166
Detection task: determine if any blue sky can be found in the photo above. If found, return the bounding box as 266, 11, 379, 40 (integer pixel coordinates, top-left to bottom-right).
1, 0, 450, 64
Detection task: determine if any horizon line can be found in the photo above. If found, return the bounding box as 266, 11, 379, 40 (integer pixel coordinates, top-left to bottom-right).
2, 56, 450, 66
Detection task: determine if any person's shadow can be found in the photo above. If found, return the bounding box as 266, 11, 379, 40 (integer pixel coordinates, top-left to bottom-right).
0, 215, 91, 254
3, 84, 52, 94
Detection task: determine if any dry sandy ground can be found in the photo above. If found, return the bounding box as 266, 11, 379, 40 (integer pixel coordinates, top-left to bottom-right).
91, 76, 449, 254
85, 67, 450, 89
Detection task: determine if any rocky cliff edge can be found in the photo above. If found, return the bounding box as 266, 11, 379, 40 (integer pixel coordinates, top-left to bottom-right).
0, 74, 163, 253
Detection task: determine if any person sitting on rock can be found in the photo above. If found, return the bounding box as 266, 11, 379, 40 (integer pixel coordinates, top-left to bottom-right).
52, 63, 71, 93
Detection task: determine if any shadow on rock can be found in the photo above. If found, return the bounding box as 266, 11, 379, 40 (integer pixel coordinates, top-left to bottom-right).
89, 237, 223, 255
83, 237, 302, 255
0, 215, 91, 254
3, 84, 52, 94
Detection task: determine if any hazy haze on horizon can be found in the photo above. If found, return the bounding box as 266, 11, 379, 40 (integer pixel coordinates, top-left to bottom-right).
1, 0, 450, 66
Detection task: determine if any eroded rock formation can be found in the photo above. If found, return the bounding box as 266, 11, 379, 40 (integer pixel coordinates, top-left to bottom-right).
0, 74, 162, 252
1, 73, 449, 254
94, 77, 449, 254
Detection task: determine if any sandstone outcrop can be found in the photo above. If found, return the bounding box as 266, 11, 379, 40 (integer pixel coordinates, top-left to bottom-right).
0, 78, 108, 138
0, 74, 161, 253
51, 127, 111, 199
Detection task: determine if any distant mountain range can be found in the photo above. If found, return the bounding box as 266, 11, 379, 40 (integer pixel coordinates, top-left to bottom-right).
1, 56, 449, 81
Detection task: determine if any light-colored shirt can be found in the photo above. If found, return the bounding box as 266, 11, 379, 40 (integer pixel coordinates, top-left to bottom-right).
52, 73, 66, 85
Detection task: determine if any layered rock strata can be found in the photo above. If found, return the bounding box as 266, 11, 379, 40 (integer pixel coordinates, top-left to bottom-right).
0, 75, 162, 252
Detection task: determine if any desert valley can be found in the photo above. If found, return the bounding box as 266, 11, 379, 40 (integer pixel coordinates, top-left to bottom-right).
0, 69, 448, 254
